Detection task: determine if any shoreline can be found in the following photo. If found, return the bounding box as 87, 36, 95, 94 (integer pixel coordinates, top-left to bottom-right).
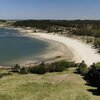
19, 28, 100, 66
0, 26, 74, 67
0, 26, 100, 67
19, 30, 75, 67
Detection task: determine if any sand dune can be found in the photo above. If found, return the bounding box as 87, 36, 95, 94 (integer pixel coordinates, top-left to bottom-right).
26, 32, 100, 66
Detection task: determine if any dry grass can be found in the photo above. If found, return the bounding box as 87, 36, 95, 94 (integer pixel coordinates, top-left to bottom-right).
0, 68, 99, 100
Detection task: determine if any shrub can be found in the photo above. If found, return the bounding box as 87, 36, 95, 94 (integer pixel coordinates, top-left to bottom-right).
11, 64, 21, 72
86, 63, 100, 86
51, 60, 74, 68
12, 60, 77, 74
85, 62, 100, 94
94, 39, 100, 48
77, 60, 88, 75
0, 72, 12, 78
30, 66, 47, 74
0, 73, 5, 78
95, 62, 100, 68
47, 60, 68, 72
47, 60, 75, 72
20, 67, 28, 74
47, 65, 56, 72
55, 65, 65, 72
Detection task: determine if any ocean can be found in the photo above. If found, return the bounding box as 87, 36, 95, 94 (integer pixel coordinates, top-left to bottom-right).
0, 28, 50, 66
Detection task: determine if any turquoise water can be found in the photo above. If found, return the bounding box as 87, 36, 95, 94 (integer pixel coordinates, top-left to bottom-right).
0, 28, 50, 66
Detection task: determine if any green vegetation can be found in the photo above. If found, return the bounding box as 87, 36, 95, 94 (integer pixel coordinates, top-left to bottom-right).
94, 38, 100, 49
0, 20, 6, 22
76, 62, 100, 95
0, 60, 99, 99
12, 60, 75, 74
12, 20, 100, 37
11, 64, 21, 72
0, 20, 100, 99
86, 62, 100, 94
0, 67, 99, 100
11, 60, 100, 96
12, 20, 100, 51
1, 20, 100, 51
76, 60, 89, 75
20, 67, 28, 74
29, 65, 47, 74
47, 60, 75, 72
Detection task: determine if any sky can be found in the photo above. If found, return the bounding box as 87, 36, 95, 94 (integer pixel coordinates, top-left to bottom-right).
0, 0, 100, 20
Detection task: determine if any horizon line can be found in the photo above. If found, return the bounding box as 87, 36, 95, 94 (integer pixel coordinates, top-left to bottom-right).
1, 19, 100, 21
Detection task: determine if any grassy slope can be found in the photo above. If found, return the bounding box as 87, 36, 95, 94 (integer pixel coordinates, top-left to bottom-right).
0, 68, 99, 100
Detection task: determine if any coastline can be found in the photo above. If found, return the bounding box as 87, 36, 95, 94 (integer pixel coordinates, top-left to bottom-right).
19, 30, 75, 67
0, 26, 100, 67
0, 26, 74, 67
18, 28, 100, 66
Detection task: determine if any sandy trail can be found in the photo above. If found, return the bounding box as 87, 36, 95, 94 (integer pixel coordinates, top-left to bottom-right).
25, 32, 100, 66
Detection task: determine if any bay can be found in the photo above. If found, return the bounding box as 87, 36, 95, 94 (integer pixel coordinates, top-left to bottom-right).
0, 28, 50, 66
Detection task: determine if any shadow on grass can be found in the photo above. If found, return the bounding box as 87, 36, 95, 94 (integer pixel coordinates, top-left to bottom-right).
0, 72, 12, 78
82, 76, 100, 96
87, 89, 100, 96
74, 71, 100, 96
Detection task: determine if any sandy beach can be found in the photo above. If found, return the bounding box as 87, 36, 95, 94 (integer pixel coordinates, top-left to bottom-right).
20, 29, 100, 66
20, 32, 74, 67
0, 27, 74, 67
2, 27, 100, 67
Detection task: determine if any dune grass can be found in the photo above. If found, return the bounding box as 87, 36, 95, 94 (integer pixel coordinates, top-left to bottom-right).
0, 68, 99, 100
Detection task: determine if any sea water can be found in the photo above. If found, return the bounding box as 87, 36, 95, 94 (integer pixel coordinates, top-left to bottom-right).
0, 28, 50, 66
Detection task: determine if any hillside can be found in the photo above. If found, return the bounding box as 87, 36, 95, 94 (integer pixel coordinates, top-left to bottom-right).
0, 68, 99, 100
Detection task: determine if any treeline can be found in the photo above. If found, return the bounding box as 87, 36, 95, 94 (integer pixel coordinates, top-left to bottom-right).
77, 61, 100, 95
11, 60, 76, 74
12, 20, 100, 50
12, 20, 100, 37
12, 20, 100, 46
0, 20, 6, 22
13, 20, 76, 29
13, 20, 100, 29
94, 38, 100, 49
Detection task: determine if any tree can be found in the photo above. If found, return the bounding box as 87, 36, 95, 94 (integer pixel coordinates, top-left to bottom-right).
30, 66, 47, 74
20, 67, 28, 74
86, 62, 100, 94
48, 60, 67, 72
12, 64, 21, 72
77, 60, 88, 75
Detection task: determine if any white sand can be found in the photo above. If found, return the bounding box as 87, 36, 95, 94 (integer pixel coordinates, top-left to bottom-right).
24, 32, 100, 66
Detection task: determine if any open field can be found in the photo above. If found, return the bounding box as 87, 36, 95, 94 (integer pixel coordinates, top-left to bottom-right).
0, 68, 99, 100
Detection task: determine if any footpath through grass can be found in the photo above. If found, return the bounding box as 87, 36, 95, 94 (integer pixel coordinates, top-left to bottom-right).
0, 68, 99, 100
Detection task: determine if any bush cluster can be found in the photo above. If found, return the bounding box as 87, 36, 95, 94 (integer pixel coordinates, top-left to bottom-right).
86, 63, 100, 94
13, 20, 100, 37
12, 60, 75, 75
11, 60, 100, 94
76, 60, 89, 75
0, 72, 12, 78
76, 61, 100, 94
29, 65, 47, 74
